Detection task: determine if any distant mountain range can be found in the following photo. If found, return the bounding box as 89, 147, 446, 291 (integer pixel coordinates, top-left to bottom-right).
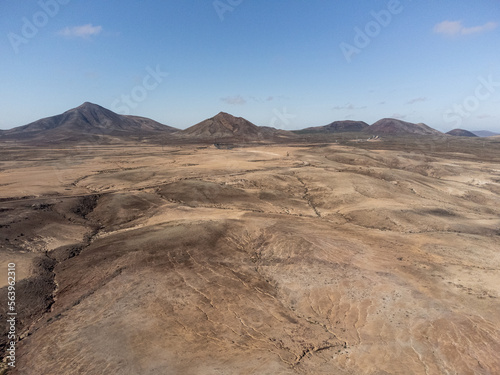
1, 102, 497, 144
471, 130, 499, 137
295, 120, 369, 134
446, 129, 477, 137
366, 118, 442, 136
0, 103, 298, 143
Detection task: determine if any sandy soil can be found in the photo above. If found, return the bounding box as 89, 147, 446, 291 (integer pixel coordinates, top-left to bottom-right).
0, 141, 499, 374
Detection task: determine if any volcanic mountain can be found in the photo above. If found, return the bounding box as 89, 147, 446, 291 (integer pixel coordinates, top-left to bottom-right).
472, 130, 500, 137
367, 118, 442, 136
295, 120, 369, 134
0, 102, 178, 142
446, 129, 478, 137
179, 112, 296, 141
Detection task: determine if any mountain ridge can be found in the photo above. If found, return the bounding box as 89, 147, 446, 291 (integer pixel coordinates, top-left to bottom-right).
446, 129, 478, 137
366, 118, 442, 136
0, 102, 177, 142
295, 120, 369, 134
0, 103, 463, 143
472, 130, 500, 137
179, 112, 297, 141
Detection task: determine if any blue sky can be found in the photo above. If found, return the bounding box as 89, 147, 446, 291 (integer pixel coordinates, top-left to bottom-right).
1, 0, 499, 132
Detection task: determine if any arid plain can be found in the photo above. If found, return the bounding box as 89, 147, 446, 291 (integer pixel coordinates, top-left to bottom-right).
1, 137, 500, 374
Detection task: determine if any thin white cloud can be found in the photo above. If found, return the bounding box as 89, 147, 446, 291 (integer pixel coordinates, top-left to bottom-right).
221, 95, 246, 105
249, 95, 286, 104
462, 22, 498, 35
391, 113, 407, 120
407, 97, 427, 104
332, 103, 366, 110
58, 24, 103, 38
434, 20, 497, 36
249, 96, 273, 103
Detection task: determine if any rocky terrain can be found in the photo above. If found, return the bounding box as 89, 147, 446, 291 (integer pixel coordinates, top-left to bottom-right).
1, 132, 499, 374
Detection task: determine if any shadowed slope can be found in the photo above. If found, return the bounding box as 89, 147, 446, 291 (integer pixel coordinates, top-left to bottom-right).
179, 112, 297, 141
367, 118, 442, 136
0, 102, 178, 142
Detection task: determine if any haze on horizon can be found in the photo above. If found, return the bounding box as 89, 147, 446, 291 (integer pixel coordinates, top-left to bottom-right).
1, 0, 499, 132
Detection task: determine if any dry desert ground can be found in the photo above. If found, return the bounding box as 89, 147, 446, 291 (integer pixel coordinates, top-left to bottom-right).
1, 140, 500, 374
